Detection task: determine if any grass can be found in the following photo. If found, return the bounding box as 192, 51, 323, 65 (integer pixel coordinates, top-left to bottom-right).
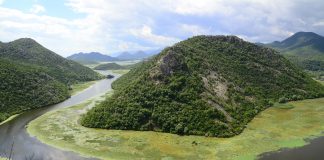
317, 80, 324, 85
0, 114, 20, 126
27, 95, 324, 160
69, 81, 96, 96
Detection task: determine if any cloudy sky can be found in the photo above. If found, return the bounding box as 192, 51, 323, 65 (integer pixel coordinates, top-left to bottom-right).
0, 0, 324, 57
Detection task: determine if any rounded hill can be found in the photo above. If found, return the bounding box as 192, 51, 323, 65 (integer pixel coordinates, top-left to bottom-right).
82, 35, 324, 137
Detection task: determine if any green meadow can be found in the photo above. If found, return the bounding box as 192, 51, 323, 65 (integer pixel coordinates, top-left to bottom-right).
27, 94, 324, 160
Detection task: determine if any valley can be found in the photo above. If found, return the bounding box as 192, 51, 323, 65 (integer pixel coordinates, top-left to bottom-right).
1, 1, 324, 159
1, 35, 324, 160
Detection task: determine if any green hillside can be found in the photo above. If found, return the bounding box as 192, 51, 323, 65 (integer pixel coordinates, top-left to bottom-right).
81, 36, 324, 137
266, 32, 324, 79
94, 62, 138, 70
94, 63, 125, 70
0, 38, 102, 84
0, 38, 102, 122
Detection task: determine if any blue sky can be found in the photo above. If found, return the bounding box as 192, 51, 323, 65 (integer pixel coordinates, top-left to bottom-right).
0, 0, 324, 57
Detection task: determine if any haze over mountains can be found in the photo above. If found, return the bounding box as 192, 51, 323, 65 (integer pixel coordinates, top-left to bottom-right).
67, 52, 119, 64
114, 49, 161, 60
81, 36, 324, 137
0, 38, 101, 122
67, 49, 161, 64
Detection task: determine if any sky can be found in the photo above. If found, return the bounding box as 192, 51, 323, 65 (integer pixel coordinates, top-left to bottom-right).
0, 0, 324, 57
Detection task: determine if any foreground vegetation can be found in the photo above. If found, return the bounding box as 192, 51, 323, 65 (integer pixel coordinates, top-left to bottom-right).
28, 94, 324, 160
81, 35, 324, 137
0, 38, 102, 123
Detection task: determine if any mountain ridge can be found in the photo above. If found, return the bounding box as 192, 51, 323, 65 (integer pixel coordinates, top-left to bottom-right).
264, 32, 324, 78
81, 35, 324, 137
67, 52, 119, 64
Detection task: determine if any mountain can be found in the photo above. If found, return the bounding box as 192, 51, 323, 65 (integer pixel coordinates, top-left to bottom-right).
93, 63, 125, 70
115, 49, 160, 60
81, 35, 324, 137
67, 52, 119, 64
93, 62, 139, 70
0, 38, 102, 122
265, 32, 324, 72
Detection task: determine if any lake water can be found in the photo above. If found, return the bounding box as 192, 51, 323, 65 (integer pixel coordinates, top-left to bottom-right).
259, 136, 324, 160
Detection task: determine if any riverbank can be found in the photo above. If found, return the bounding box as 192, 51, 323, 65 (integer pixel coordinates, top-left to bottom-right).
69, 81, 97, 96
0, 80, 96, 127
27, 94, 324, 159
0, 114, 19, 126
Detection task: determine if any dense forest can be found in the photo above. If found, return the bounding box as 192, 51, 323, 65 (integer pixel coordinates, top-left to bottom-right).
82, 35, 324, 137
0, 38, 102, 84
0, 38, 102, 122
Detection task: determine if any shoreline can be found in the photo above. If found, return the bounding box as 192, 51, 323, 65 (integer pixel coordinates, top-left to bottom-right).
0, 114, 20, 126
27, 97, 324, 160
0, 80, 96, 126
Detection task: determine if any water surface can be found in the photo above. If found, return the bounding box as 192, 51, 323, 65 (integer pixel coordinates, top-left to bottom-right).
259, 136, 324, 160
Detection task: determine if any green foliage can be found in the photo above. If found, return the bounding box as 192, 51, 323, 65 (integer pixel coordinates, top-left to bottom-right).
94, 62, 139, 70
0, 38, 102, 84
94, 63, 125, 70
0, 38, 102, 122
82, 35, 324, 137
265, 32, 324, 76
0, 59, 69, 122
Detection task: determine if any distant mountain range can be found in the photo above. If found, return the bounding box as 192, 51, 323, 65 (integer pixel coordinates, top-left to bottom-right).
67, 49, 161, 64
262, 32, 324, 73
114, 49, 161, 60
67, 52, 119, 64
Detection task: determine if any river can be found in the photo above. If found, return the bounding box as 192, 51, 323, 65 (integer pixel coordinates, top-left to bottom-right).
0, 71, 118, 160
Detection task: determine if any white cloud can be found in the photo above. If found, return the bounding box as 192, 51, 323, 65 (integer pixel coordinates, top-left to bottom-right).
30, 4, 46, 14
130, 25, 180, 46
313, 20, 324, 26
159, 0, 234, 16
180, 24, 211, 35
1, 0, 324, 56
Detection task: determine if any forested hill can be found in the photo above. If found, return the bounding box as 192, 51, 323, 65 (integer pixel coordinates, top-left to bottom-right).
265, 32, 324, 73
0, 38, 102, 84
82, 35, 324, 137
0, 38, 102, 122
